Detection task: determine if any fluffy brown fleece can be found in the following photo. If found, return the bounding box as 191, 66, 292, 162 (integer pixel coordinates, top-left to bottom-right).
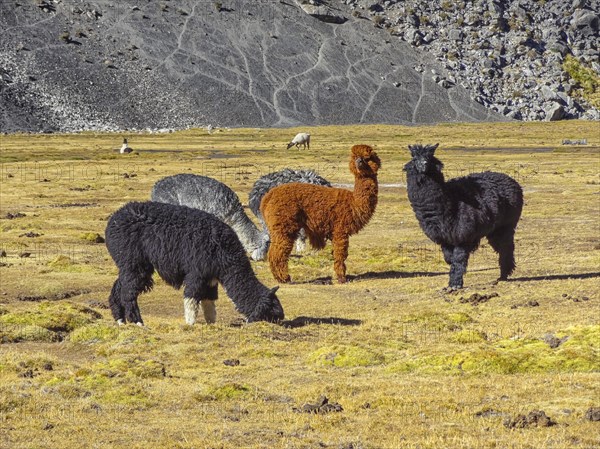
260, 144, 381, 284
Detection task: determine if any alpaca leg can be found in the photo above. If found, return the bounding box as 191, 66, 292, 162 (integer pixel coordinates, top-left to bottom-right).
448, 246, 471, 289
201, 280, 219, 324
487, 228, 516, 281
120, 275, 152, 325
295, 228, 307, 253
108, 278, 126, 324
441, 244, 454, 265
268, 233, 295, 283
201, 300, 217, 324
184, 278, 219, 324
332, 235, 349, 284
183, 297, 200, 325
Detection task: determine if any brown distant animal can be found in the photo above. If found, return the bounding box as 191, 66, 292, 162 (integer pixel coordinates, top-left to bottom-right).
261, 144, 380, 283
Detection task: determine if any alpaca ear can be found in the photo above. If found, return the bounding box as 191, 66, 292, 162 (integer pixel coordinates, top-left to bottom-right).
432, 143, 439, 151
270, 286, 279, 295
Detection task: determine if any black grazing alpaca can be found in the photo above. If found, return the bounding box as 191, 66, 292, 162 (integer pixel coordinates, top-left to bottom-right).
105, 201, 284, 325
404, 144, 523, 289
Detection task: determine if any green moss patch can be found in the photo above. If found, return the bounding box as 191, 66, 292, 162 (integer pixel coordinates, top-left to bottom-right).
308, 345, 385, 367
209, 383, 252, 400
79, 232, 105, 243
70, 323, 120, 344
0, 302, 102, 342
387, 325, 600, 375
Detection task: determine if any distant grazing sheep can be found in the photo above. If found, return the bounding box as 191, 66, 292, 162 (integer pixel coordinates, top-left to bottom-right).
151, 174, 270, 261
248, 169, 331, 252
105, 201, 284, 325
287, 133, 310, 150
404, 143, 523, 290
261, 145, 381, 283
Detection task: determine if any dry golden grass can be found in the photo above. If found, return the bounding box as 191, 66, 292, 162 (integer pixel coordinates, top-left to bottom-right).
0, 122, 599, 449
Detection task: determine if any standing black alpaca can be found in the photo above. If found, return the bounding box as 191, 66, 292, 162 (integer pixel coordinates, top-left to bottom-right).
404, 144, 523, 290
105, 201, 284, 325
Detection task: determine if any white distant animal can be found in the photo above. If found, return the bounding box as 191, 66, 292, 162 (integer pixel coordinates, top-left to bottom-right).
286, 133, 310, 150
120, 138, 132, 154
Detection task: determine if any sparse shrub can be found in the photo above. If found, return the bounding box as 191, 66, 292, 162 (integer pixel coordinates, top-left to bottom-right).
352, 10, 361, 18
373, 16, 385, 26
214, 1, 222, 12
563, 55, 600, 108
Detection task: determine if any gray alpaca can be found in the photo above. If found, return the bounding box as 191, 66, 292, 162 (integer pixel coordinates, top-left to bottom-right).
152, 174, 270, 261
248, 169, 331, 252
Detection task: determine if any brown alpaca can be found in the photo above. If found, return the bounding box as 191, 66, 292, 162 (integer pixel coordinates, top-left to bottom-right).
260, 144, 381, 284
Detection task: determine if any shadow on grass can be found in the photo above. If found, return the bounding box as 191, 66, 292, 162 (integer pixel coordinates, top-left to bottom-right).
282, 316, 362, 328
296, 270, 448, 285
508, 272, 600, 282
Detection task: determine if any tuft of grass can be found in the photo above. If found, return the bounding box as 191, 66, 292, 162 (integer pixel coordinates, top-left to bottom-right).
308, 345, 385, 367
70, 322, 120, 344
79, 232, 105, 243
209, 383, 252, 400
450, 329, 487, 344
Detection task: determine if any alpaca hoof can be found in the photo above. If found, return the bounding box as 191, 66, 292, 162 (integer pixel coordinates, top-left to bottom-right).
443, 286, 462, 293
136, 322, 144, 327
116, 319, 125, 326
337, 276, 347, 284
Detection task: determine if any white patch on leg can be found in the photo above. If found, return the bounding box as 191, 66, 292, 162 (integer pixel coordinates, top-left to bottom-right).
136, 322, 144, 327
183, 296, 199, 325
116, 319, 124, 326
201, 300, 217, 324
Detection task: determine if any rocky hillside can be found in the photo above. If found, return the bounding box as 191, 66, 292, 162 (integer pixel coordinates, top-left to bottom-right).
2, 0, 597, 133
337, 0, 599, 121
0, 0, 504, 132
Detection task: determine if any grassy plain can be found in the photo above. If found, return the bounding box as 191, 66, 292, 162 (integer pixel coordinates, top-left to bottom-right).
0, 122, 599, 449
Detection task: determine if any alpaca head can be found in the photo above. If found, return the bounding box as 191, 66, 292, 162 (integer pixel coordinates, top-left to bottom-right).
404, 143, 442, 175
350, 145, 381, 177
246, 286, 284, 323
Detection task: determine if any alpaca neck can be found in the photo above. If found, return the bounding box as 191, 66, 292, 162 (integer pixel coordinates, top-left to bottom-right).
220, 268, 267, 315
350, 174, 378, 233
406, 170, 452, 236
230, 209, 263, 253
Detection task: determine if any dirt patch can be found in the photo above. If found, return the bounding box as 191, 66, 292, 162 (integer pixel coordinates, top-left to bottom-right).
223, 359, 240, 367
3, 212, 26, 219
459, 292, 499, 306
18, 289, 92, 302
293, 396, 343, 414
561, 293, 590, 303
585, 407, 600, 421
69, 185, 93, 191
19, 232, 42, 238
86, 300, 109, 310
504, 410, 557, 428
